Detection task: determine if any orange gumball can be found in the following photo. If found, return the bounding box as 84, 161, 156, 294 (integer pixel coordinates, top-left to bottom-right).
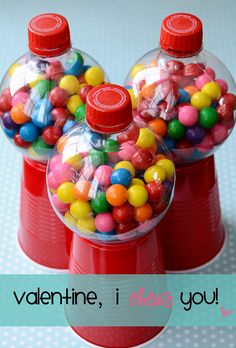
148, 119, 167, 137
155, 154, 167, 162
73, 180, 91, 201
106, 184, 128, 207
57, 136, 67, 153
10, 104, 30, 124
150, 59, 158, 67
184, 85, 199, 96
134, 203, 153, 222
141, 83, 156, 99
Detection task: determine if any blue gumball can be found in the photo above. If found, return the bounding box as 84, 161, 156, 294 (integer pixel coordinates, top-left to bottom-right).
32, 98, 53, 128
163, 136, 176, 150
177, 89, 190, 104
90, 131, 103, 149
65, 59, 84, 76
83, 65, 91, 72
111, 168, 132, 187
20, 122, 40, 142
4, 127, 17, 139
62, 120, 76, 133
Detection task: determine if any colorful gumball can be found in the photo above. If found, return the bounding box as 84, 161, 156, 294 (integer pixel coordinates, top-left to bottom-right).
128, 185, 148, 207
106, 184, 128, 206
112, 202, 135, 224
134, 203, 153, 223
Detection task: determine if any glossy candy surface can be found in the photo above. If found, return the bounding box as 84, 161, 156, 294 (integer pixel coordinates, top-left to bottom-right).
124, 48, 236, 163
47, 119, 175, 242
0, 49, 107, 161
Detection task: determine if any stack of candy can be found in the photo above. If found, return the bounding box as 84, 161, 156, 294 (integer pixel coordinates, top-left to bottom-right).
47, 87, 175, 242
125, 57, 236, 163
0, 50, 106, 161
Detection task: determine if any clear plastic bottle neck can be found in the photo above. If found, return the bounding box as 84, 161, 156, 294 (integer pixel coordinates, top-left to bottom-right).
157, 48, 207, 68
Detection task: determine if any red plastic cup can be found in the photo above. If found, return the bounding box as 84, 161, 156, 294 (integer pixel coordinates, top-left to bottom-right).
18, 157, 73, 269
158, 155, 225, 271
69, 228, 166, 348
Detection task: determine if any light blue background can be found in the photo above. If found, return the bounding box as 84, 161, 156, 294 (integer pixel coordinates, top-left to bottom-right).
0, 0, 236, 347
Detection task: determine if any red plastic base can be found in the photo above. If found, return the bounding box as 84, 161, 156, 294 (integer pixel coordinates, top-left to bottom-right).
18, 157, 73, 269
69, 229, 166, 348
158, 155, 225, 271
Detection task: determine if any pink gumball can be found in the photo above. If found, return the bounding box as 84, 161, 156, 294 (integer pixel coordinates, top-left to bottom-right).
52, 194, 69, 214
178, 105, 198, 126
205, 67, 216, 79
52, 162, 73, 183
94, 165, 113, 186
49, 154, 62, 171
95, 213, 115, 233
12, 92, 29, 106
210, 124, 228, 145
195, 73, 212, 90
48, 171, 61, 190
215, 79, 228, 94
118, 141, 136, 161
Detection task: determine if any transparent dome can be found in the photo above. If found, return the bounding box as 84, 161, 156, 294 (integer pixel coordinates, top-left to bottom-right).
47, 84, 175, 243
0, 14, 108, 162
124, 16, 236, 164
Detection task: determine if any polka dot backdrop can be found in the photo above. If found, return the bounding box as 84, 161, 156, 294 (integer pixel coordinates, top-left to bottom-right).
0, 0, 236, 347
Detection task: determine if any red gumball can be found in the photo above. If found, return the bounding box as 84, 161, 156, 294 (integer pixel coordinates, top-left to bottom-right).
51, 107, 71, 128
14, 132, 31, 148
117, 123, 140, 143
79, 84, 93, 103
183, 63, 204, 78
219, 93, 236, 110
42, 126, 62, 145
176, 139, 192, 149
166, 60, 184, 75
216, 104, 234, 122
49, 87, 69, 107
146, 181, 165, 202
45, 61, 64, 82
131, 149, 154, 170
152, 201, 167, 215
112, 202, 135, 224
0, 88, 12, 112
116, 220, 138, 234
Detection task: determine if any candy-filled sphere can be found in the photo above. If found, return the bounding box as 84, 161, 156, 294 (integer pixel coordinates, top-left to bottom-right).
47, 112, 175, 243
124, 29, 236, 163
0, 51, 107, 161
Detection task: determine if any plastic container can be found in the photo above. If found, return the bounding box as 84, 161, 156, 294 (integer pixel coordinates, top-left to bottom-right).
0, 13, 108, 269
47, 84, 175, 346
124, 13, 236, 271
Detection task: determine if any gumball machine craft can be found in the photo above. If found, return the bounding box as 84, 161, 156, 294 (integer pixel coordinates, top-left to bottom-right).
47, 84, 175, 347
0, 13, 108, 269
125, 13, 236, 271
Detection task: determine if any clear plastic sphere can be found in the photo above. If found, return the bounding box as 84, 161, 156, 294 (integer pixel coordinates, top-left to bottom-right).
47, 119, 175, 243
0, 49, 108, 161
124, 49, 236, 164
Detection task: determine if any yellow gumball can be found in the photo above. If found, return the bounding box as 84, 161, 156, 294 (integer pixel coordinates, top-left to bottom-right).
67, 95, 83, 114
64, 153, 82, 170
191, 91, 211, 110
57, 182, 75, 204
114, 161, 135, 177
128, 89, 137, 109
85, 66, 105, 86
70, 200, 92, 219
128, 185, 148, 207
65, 210, 77, 228
156, 159, 175, 179
130, 64, 144, 79
136, 128, 155, 149
131, 178, 145, 186
201, 82, 221, 100
59, 75, 80, 95
144, 165, 166, 183
8, 63, 21, 76
77, 217, 96, 234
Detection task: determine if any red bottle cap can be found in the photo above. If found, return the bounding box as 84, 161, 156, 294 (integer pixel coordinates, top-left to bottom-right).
160, 13, 203, 57
28, 13, 71, 57
86, 84, 133, 133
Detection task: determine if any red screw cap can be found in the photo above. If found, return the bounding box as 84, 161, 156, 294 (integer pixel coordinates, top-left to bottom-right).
86, 84, 133, 133
160, 13, 203, 57
28, 13, 71, 57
